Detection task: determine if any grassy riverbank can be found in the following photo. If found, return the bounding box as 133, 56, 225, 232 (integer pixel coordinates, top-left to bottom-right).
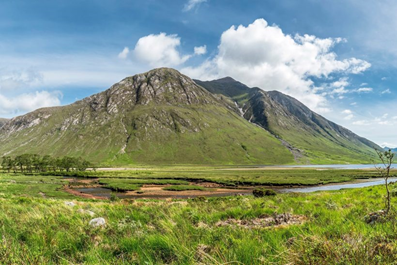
45, 166, 386, 186
0, 168, 396, 264
0, 183, 396, 264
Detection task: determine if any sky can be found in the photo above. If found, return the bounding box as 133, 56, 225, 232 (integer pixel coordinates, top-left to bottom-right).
0, 0, 397, 147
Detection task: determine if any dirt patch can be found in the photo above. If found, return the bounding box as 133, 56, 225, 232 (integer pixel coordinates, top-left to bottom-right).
63, 186, 106, 200
215, 213, 306, 229
126, 185, 252, 198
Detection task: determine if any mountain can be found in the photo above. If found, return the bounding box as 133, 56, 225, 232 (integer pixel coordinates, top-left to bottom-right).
0, 68, 294, 166
383, 147, 397, 153
196, 77, 381, 164
0, 118, 8, 128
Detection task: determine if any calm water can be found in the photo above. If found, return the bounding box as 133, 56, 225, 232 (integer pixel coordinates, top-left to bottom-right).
281, 177, 397, 193
264, 164, 397, 169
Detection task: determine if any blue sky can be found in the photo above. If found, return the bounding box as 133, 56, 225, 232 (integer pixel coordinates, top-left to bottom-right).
1, 0, 397, 146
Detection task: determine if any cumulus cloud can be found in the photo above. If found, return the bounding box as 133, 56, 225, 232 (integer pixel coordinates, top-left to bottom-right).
133, 33, 191, 67
183, 0, 207, 12
356, 87, 373, 93
118, 47, 130, 59
181, 19, 371, 113
194, 45, 207, 55
0, 91, 62, 115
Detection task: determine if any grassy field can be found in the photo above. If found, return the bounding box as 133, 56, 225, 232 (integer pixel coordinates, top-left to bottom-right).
51, 167, 385, 186
0, 168, 396, 264
0, 174, 396, 263
163, 185, 206, 191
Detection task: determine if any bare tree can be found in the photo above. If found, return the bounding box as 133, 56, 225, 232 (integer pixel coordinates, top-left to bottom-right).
375, 149, 394, 214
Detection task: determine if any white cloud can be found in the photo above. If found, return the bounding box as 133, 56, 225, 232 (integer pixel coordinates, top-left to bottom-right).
0, 91, 62, 115
118, 47, 130, 59
356, 87, 373, 93
381, 88, 391, 94
342, 109, 354, 120
381, 77, 387, 81
351, 102, 357, 106
133, 33, 191, 67
194, 45, 207, 55
182, 19, 371, 113
0, 68, 43, 91
381, 142, 397, 148
353, 120, 371, 126
183, 0, 206, 12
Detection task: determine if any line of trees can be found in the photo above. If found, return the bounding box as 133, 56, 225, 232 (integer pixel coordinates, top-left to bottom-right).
1, 154, 94, 173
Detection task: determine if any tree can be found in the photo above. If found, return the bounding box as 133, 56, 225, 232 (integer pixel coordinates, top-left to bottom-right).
1, 156, 12, 173
375, 149, 395, 214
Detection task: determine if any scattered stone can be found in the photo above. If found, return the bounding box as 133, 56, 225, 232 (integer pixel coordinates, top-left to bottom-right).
215, 213, 306, 229
9, 180, 16, 183
365, 210, 386, 224
77, 209, 95, 217
64, 201, 76, 207
89, 217, 106, 227
38, 192, 46, 198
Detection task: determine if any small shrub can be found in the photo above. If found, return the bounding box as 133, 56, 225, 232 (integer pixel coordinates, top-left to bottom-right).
253, 188, 277, 197
110, 193, 120, 202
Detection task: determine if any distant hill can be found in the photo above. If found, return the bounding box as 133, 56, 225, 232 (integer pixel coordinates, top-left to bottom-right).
383, 147, 397, 153
196, 77, 381, 164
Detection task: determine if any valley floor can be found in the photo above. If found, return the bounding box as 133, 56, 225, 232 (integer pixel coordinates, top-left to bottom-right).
0, 168, 396, 264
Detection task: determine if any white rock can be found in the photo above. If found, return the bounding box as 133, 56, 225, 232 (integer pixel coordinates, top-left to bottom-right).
77, 209, 95, 217
65, 201, 76, 207
89, 217, 106, 227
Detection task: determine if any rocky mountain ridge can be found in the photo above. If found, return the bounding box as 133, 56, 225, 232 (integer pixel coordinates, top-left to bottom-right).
0, 68, 293, 165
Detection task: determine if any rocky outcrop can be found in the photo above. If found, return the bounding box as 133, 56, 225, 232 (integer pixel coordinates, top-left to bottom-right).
0, 68, 293, 165
0, 118, 8, 129
197, 77, 381, 163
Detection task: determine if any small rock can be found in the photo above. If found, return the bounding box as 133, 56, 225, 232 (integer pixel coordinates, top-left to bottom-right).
65, 201, 76, 207
77, 209, 95, 217
365, 210, 386, 224
89, 217, 106, 227
86, 210, 95, 217
9, 180, 16, 183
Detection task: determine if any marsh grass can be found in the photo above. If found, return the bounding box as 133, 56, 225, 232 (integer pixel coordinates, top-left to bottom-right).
0, 172, 396, 264
163, 185, 205, 191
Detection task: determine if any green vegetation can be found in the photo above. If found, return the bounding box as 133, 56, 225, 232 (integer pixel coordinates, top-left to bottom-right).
0, 169, 396, 264
2, 154, 93, 173
253, 188, 277, 197
98, 179, 190, 192
47, 167, 386, 186
163, 185, 205, 191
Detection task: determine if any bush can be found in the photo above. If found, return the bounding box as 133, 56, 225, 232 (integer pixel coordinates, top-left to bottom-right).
253, 188, 277, 197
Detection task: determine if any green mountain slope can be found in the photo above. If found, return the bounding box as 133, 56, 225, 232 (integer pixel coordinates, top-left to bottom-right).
0, 68, 294, 165
196, 77, 381, 164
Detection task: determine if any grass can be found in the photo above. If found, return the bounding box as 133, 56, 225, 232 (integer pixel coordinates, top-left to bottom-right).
163, 185, 205, 191
47, 167, 389, 186
0, 171, 396, 263
98, 179, 190, 192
